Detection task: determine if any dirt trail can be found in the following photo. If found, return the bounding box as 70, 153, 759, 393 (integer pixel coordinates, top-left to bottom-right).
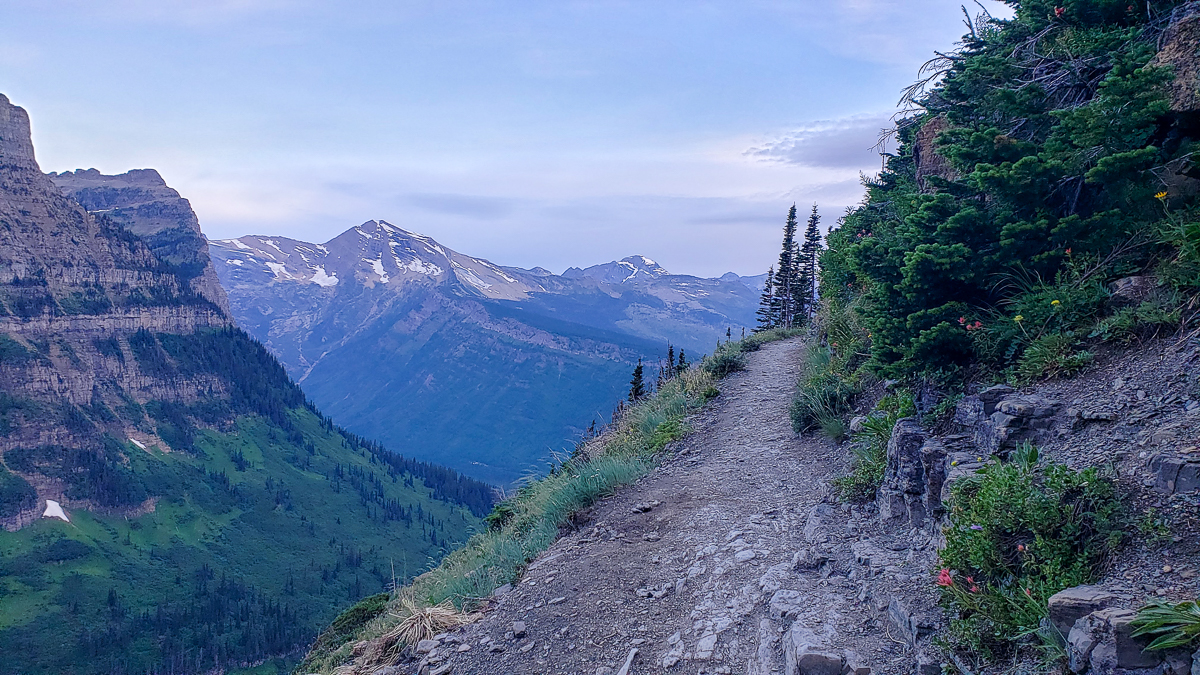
422, 338, 940, 675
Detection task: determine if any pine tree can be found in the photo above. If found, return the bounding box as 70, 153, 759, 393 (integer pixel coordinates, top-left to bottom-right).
773, 205, 800, 328
666, 345, 676, 379
797, 204, 822, 322
677, 350, 688, 372
755, 267, 776, 332
628, 359, 646, 401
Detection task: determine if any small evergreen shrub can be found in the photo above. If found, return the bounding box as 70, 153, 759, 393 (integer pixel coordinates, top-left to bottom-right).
938, 443, 1125, 659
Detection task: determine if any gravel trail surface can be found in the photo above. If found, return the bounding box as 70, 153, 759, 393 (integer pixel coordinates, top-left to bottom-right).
419, 338, 939, 675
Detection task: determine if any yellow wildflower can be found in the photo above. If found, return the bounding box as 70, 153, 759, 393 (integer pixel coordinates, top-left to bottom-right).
1051, 300, 1061, 306
1014, 315, 1024, 322
1155, 191, 1168, 200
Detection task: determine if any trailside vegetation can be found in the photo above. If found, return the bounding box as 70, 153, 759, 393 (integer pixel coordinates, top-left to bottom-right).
938, 443, 1125, 661
817, 0, 1200, 383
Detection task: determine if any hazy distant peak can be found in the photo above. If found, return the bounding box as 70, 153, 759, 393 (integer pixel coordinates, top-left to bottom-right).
561, 254, 670, 285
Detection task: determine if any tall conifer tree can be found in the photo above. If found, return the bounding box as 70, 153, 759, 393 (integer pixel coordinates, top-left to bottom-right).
754, 267, 776, 331
628, 359, 646, 401
773, 205, 800, 328
798, 204, 822, 321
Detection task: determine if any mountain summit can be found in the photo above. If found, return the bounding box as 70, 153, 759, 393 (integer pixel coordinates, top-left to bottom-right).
562, 254, 671, 284
209, 224, 759, 484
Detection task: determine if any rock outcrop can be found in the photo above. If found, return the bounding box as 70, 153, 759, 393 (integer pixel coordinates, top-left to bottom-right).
1152, 2, 1200, 114
913, 114, 958, 192
51, 167, 231, 313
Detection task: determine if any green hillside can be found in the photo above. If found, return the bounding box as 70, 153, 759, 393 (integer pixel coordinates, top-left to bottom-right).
0, 328, 490, 675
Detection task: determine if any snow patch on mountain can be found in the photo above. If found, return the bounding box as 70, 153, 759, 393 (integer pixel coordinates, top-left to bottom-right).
43, 500, 69, 522
369, 257, 390, 283
265, 262, 294, 280
310, 266, 339, 287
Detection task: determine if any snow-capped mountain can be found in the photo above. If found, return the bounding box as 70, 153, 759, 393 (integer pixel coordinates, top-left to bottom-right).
213, 219, 545, 301
562, 255, 671, 285
209, 222, 759, 484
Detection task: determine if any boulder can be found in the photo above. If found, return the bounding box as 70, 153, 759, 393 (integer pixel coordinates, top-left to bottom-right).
1109, 276, 1159, 307
415, 639, 441, 654
1149, 454, 1200, 494
1048, 586, 1117, 639
878, 419, 930, 526
887, 597, 934, 648
1067, 608, 1160, 673
961, 392, 1062, 456
955, 385, 1016, 427
783, 623, 844, 675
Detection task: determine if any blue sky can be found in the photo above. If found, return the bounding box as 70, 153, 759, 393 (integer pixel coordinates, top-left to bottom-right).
1, 0, 1011, 277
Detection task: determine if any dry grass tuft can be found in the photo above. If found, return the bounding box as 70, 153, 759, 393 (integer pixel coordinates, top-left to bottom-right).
385, 597, 479, 656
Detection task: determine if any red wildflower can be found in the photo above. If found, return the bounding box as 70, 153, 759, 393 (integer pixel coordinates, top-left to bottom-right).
973, 321, 983, 329
1065, 248, 1072, 255
936, 568, 954, 587
1024, 588, 1032, 597
1055, 6, 1065, 17
970, 585, 980, 593
958, 317, 966, 325
1017, 544, 1025, 552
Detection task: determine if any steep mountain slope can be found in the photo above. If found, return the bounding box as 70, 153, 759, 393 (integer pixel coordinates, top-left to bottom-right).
209, 224, 758, 484
0, 94, 491, 675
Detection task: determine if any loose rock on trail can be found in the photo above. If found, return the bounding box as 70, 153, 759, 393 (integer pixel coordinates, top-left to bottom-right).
412, 338, 942, 675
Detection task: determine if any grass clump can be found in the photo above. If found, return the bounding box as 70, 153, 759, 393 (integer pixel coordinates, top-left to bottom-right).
301, 330, 805, 674
790, 297, 870, 437
1132, 600, 1200, 651
938, 443, 1125, 661
832, 392, 915, 502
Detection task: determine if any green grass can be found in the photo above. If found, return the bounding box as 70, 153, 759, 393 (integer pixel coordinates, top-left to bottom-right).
299, 329, 800, 674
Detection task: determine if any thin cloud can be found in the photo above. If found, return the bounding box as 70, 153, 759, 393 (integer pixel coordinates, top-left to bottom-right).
408, 193, 513, 220
745, 115, 892, 169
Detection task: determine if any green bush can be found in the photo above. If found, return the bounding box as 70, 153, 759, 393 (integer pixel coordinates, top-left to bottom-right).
1089, 297, 1182, 344
790, 345, 857, 433
815, 1, 1197, 378
1132, 600, 1200, 650
1016, 333, 1094, 382
938, 443, 1125, 658
703, 342, 746, 378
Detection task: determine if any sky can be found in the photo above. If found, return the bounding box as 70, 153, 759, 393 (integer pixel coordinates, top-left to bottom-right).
1, 0, 1012, 277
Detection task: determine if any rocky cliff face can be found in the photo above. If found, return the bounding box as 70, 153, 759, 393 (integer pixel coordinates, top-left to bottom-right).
209, 222, 759, 483
51, 167, 232, 314
0, 94, 232, 527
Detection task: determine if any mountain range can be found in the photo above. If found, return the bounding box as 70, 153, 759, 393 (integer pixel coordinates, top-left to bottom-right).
0, 93, 492, 675
208, 224, 762, 484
